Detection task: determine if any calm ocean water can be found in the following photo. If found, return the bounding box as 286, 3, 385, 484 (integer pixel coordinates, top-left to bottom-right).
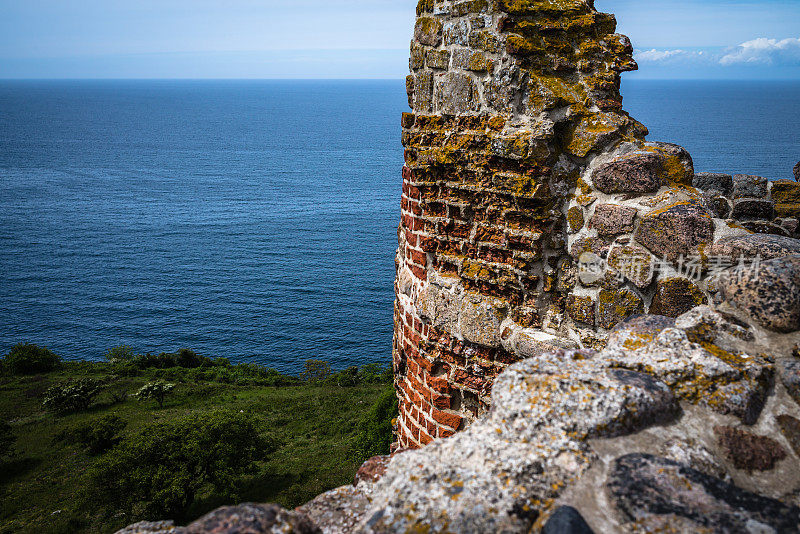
1, 80, 798, 371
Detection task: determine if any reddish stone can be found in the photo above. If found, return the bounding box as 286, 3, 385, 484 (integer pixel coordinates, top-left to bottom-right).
410, 265, 427, 280
430, 391, 451, 410
354, 454, 395, 486
186, 504, 319, 534
410, 249, 427, 266
714, 426, 787, 472
431, 408, 464, 430
438, 427, 456, 439
649, 277, 708, 318
634, 201, 714, 261
419, 430, 434, 445
427, 375, 450, 394
591, 204, 637, 236
777, 415, 800, 458
592, 152, 664, 194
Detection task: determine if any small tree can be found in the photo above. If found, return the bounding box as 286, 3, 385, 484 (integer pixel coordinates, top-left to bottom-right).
300, 359, 332, 382
43, 378, 102, 413
135, 381, 175, 408
3, 343, 61, 375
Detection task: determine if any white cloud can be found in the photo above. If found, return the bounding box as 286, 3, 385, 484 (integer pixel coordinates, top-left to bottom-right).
720, 37, 800, 66
635, 48, 706, 63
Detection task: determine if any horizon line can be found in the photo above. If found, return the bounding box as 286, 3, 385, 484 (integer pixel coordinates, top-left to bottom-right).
2, 77, 800, 81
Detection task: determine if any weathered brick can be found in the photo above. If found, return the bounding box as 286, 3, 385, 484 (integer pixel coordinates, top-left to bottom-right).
432, 408, 464, 430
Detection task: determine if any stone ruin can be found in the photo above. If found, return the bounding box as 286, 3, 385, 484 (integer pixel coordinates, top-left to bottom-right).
393, 0, 800, 450
120, 1, 800, 532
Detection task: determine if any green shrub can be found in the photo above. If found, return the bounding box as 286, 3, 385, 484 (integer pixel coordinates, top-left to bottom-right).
42, 378, 102, 413
0, 420, 14, 459
105, 346, 137, 362
351, 386, 398, 461
176, 348, 208, 368
358, 363, 392, 384
322, 363, 392, 388
127, 348, 214, 370
135, 381, 175, 408
300, 359, 332, 382
107, 359, 141, 377
108, 387, 129, 404
184, 364, 301, 386
133, 352, 179, 369
3, 343, 61, 375
107, 354, 302, 386
334, 366, 360, 387
56, 415, 127, 455
91, 410, 277, 519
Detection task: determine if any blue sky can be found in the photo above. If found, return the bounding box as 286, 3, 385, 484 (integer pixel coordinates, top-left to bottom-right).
0, 0, 798, 79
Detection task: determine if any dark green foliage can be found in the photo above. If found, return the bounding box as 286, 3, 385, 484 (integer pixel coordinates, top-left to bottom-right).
162, 362, 301, 387
351, 386, 398, 461
104, 346, 137, 362
42, 378, 102, 413
131, 349, 215, 370
323, 363, 393, 388
0, 420, 14, 459
336, 366, 360, 387
300, 359, 332, 382
91, 410, 277, 520
55, 415, 127, 455
358, 362, 394, 384
103, 348, 392, 388
3, 343, 61, 375
175, 348, 206, 368
106, 348, 302, 386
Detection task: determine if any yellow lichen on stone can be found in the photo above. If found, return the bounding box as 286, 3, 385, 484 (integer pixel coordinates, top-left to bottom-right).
566, 113, 627, 158
416, 0, 433, 15
499, 0, 588, 15
567, 206, 585, 232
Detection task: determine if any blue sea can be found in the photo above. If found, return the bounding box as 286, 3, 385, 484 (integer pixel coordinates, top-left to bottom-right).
1, 80, 798, 371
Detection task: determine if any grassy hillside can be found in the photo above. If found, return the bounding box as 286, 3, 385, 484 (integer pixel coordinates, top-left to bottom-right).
0, 345, 395, 533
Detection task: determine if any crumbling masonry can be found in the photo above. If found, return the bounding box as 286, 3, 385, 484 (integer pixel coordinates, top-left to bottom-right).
393, 0, 800, 448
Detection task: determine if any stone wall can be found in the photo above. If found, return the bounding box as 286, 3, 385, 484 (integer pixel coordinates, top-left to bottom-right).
394, 0, 800, 449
